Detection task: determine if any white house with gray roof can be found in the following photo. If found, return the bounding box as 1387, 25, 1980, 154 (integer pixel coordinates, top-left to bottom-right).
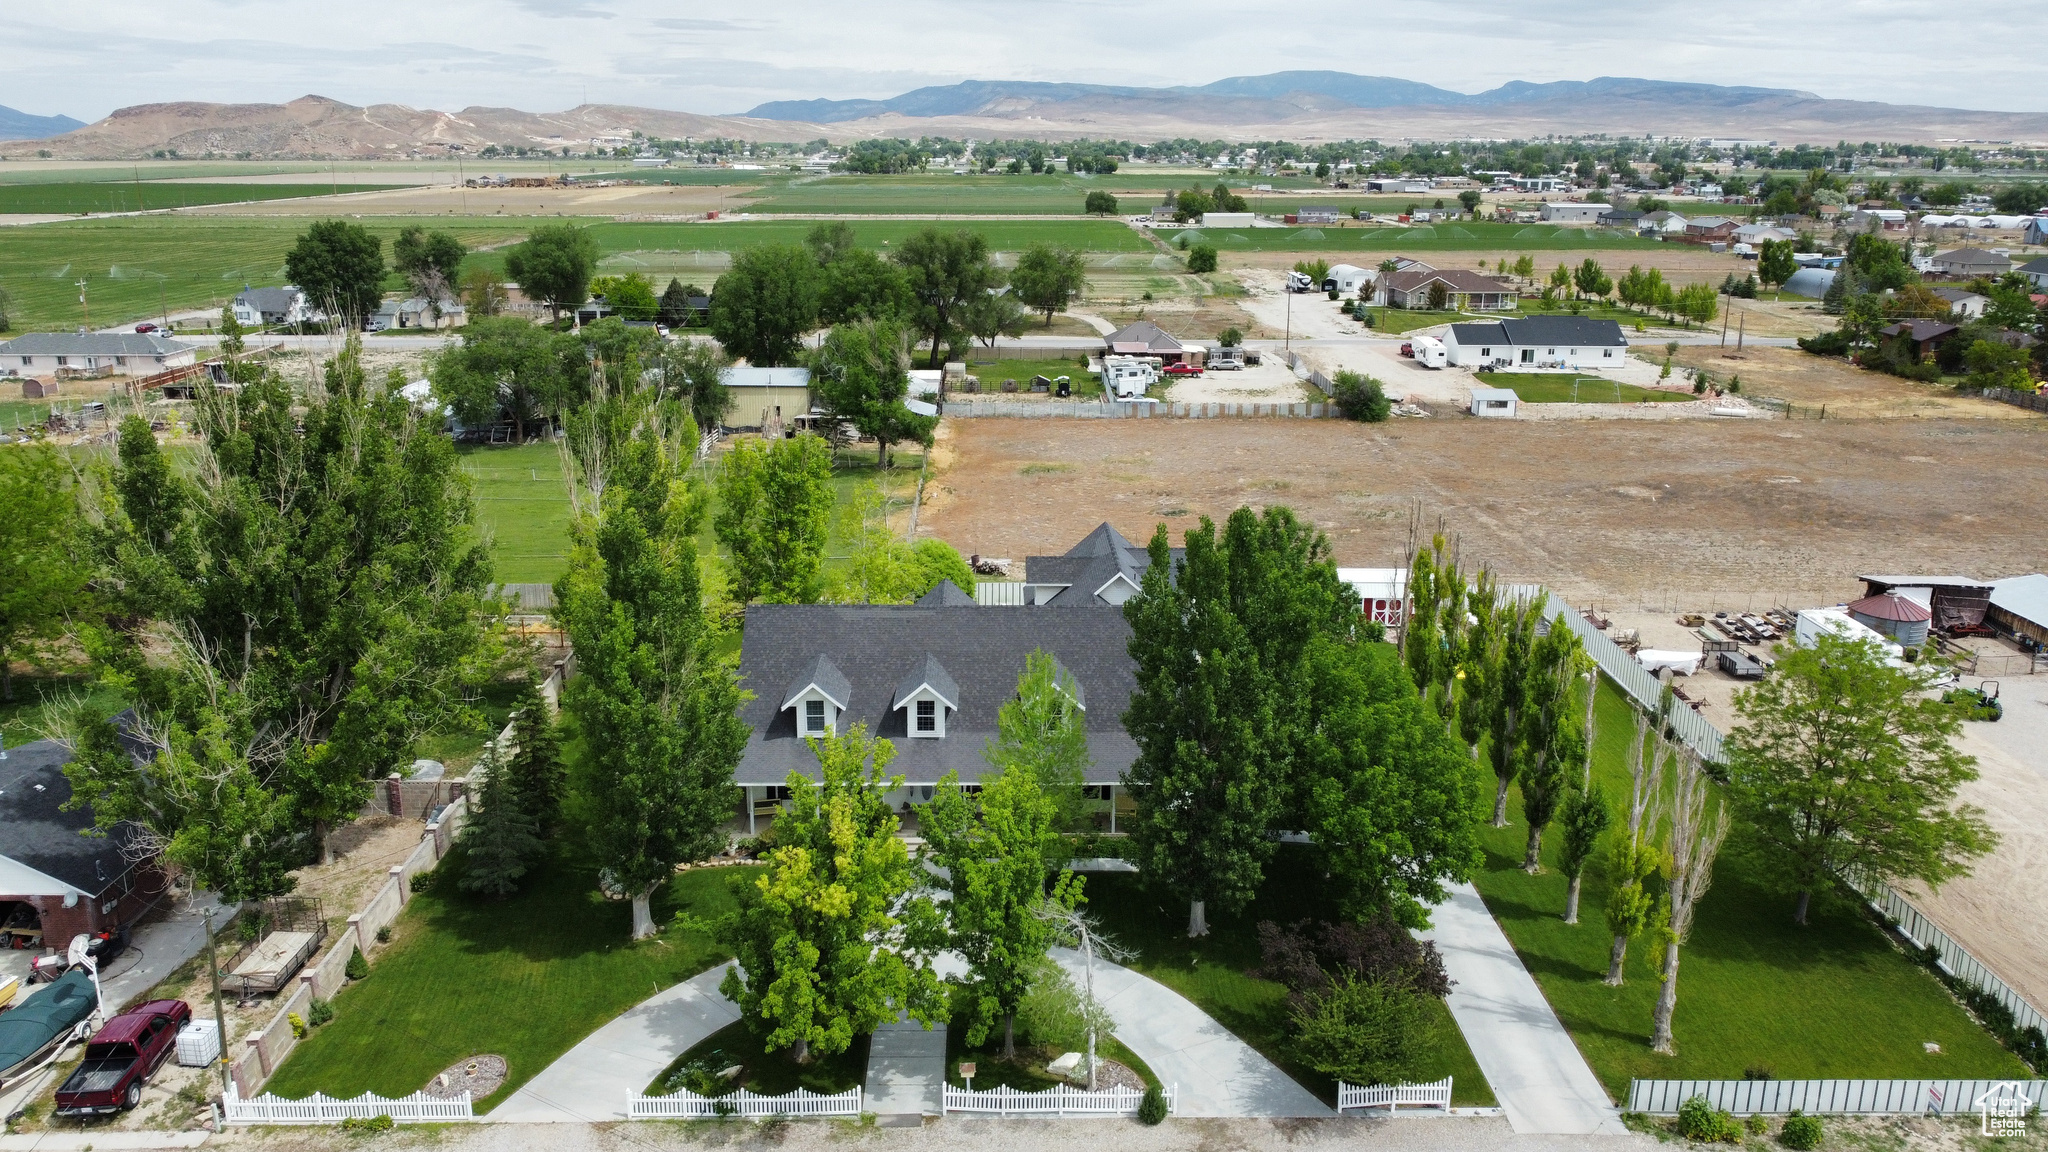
231, 286, 320, 328
0, 332, 197, 378
1443, 315, 1629, 369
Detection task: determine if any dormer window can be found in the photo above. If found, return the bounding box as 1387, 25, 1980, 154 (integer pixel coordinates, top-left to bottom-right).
806, 700, 827, 734
894, 654, 958, 739
783, 655, 850, 740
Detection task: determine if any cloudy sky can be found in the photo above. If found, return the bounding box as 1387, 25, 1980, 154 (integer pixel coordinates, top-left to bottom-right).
7, 0, 2045, 121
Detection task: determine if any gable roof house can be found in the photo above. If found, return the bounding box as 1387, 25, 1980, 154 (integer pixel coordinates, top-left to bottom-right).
2019, 256, 2048, 291
1930, 248, 2014, 279
230, 286, 319, 328
1103, 320, 1197, 364
0, 333, 197, 379
2026, 218, 2048, 247
1443, 315, 1629, 369
733, 524, 1163, 833
1929, 287, 1989, 319
1878, 319, 1960, 359
1682, 217, 1740, 243
367, 296, 466, 332
0, 736, 169, 958
1638, 211, 1689, 235
1375, 268, 1517, 311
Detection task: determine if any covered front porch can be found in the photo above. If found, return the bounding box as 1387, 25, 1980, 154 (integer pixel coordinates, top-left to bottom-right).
733, 782, 1137, 840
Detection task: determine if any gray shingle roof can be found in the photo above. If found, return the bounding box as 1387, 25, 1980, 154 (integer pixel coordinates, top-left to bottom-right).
235, 286, 304, 314
736, 603, 1136, 785
0, 333, 194, 357
1025, 523, 1171, 607
781, 654, 851, 711
893, 654, 959, 710
915, 581, 978, 607
1104, 320, 1183, 353
0, 739, 148, 898
1497, 316, 1629, 347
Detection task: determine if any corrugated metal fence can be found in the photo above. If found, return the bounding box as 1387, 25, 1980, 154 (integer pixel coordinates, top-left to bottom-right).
1850, 871, 2048, 1038
944, 399, 1336, 419
1627, 1078, 2046, 1116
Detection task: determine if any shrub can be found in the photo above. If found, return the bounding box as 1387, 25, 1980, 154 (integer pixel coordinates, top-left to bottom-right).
1361, 621, 1387, 644
1675, 1095, 1741, 1143
375, 925, 392, 944
409, 871, 433, 893
1779, 1111, 1823, 1150
1289, 975, 1440, 1087
1743, 1064, 1774, 1081
1257, 917, 1451, 999
308, 998, 334, 1027
1745, 1113, 1770, 1136
1136, 1084, 1168, 1125
1186, 245, 1218, 274
1797, 329, 1853, 356
341, 1114, 395, 1134
346, 947, 369, 980
1329, 371, 1392, 423
1217, 327, 1243, 348
289, 1012, 308, 1040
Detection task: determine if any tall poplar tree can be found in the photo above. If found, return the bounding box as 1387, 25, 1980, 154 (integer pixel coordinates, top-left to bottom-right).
711, 432, 835, 604
1516, 613, 1590, 871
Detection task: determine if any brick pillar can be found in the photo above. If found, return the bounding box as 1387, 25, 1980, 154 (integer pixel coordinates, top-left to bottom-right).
346, 913, 366, 957
390, 866, 407, 906
300, 969, 320, 1002
387, 773, 403, 818
247, 1035, 270, 1078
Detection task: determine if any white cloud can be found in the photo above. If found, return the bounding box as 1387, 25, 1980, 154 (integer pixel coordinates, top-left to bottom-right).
8, 0, 2045, 122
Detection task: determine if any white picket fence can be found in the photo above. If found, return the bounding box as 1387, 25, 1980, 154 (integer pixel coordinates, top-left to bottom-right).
1627, 1078, 2048, 1116
629, 1085, 863, 1119
1337, 1077, 1453, 1114
942, 1082, 1172, 1116
221, 1083, 474, 1124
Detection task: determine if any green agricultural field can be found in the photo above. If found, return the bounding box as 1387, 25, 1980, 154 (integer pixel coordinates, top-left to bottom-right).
1474, 678, 2030, 1100
1168, 223, 1662, 252
747, 172, 1140, 215
1474, 372, 1694, 403
0, 183, 404, 214
0, 216, 538, 333
1086, 848, 1495, 1107
266, 845, 754, 1110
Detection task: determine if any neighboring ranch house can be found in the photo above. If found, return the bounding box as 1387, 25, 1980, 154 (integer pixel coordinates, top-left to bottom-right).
2018, 257, 2048, 291
733, 524, 1174, 834
0, 332, 197, 378
720, 366, 812, 430
1540, 201, 1608, 224
1930, 287, 1989, 319
0, 737, 168, 957
1104, 320, 1198, 365
1638, 210, 1689, 236
1930, 248, 2014, 279
1376, 269, 1516, 311
1444, 315, 1629, 369
231, 286, 319, 328
1878, 319, 1960, 359
367, 296, 466, 332
1683, 217, 1740, 243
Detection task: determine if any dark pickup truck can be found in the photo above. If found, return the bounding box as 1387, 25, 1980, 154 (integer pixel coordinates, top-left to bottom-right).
55, 1000, 190, 1115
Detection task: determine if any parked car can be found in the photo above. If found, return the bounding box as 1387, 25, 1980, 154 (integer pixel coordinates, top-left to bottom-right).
55, 1000, 191, 1115
133, 323, 158, 334
1400, 342, 1415, 358
1162, 363, 1203, 377
1211, 355, 1243, 370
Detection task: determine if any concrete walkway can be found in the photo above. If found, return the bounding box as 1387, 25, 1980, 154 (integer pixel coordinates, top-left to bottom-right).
863, 1015, 946, 1123
1048, 947, 1330, 1118
1422, 883, 1625, 1135
491, 965, 740, 1122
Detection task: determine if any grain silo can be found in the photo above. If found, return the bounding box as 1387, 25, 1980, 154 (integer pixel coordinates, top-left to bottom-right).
1846, 591, 1931, 648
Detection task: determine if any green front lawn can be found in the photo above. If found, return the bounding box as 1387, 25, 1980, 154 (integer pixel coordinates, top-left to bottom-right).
1083, 850, 1495, 1106
459, 442, 574, 585
942, 1022, 1160, 1091
266, 852, 756, 1111
1473, 372, 1694, 404
960, 357, 1099, 397
1361, 307, 1458, 334
1473, 678, 2031, 1101
646, 1021, 868, 1097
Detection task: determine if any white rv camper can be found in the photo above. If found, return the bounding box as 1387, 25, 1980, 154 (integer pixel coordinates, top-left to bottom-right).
1101, 355, 1158, 399
1409, 335, 1447, 368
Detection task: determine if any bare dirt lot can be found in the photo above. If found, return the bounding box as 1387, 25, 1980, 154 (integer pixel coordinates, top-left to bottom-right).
918, 413, 2048, 611
1670, 345, 2034, 419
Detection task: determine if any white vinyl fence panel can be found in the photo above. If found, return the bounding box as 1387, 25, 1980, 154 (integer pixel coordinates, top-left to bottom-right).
629, 1086, 862, 1119
222, 1084, 473, 1124
942, 1082, 1170, 1116
1337, 1077, 1453, 1114
1627, 1078, 2047, 1116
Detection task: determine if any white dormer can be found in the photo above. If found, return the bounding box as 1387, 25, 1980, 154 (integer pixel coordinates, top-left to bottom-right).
893, 655, 959, 739
782, 655, 850, 739
1093, 572, 1141, 605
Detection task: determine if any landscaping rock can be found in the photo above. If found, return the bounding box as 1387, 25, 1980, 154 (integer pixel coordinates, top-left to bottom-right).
424, 1054, 506, 1099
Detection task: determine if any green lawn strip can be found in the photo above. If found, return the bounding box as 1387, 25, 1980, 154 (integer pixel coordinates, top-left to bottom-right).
1474, 372, 1694, 404
579, 219, 1152, 257
942, 1024, 1161, 1093
749, 173, 1114, 215
0, 183, 406, 214
959, 356, 1098, 396
265, 854, 756, 1111
1082, 851, 1495, 1106
1360, 307, 1461, 334
1471, 677, 2030, 1102
1176, 223, 1663, 252
644, 1021, 867, 1097
0, 216, 539, 333
458, 442, 574, 585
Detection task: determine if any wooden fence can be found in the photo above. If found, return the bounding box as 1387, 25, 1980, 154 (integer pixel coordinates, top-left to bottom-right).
223, 1083, 473, 1124
941, 1082, 1171, 1116
1969, 386, 2048, 415
1336, 1077, 1453, 1114
629, 1085, 863, 1119
1627, 1078, 2047, 1116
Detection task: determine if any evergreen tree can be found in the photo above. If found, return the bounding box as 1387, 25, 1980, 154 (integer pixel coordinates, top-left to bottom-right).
720, 727, 948, 1062
503, 680, 564, 835
459, 745, 542, 898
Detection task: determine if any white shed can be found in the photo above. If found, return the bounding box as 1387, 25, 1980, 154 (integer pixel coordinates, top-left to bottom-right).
1323, 264, 1372, 295
1469, 386, 1518, 418
1201, 212, 1256, 228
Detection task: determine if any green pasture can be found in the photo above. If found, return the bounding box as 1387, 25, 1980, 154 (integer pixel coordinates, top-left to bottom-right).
1473, 678, 2029, 1100
746, 172, 1136, 215
1169, 223, 1663, 252
1474, 372, 1694, 404
0, 183, 404, 214
0, 215, 536, 332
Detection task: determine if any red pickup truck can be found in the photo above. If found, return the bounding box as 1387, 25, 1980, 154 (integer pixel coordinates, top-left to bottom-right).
55, 1000, 190, 1115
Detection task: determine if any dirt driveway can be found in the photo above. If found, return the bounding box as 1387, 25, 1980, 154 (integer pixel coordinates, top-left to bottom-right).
918, 413, 2048, 610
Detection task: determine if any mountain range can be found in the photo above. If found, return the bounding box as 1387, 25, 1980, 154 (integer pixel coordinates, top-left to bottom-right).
0, 103, 85, 141
7, 74, 2048, 160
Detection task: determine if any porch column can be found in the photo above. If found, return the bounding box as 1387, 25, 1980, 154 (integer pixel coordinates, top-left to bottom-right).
1108, 785, 1116, 835
746, 786, 756, 836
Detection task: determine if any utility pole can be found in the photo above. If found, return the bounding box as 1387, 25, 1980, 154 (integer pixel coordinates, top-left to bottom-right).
204, 902, 231, 1096
1737, 313, 1745, 352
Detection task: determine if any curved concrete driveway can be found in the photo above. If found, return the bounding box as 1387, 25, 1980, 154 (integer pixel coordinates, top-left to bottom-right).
491, 965, 740, 1122
1048, 946, 1330, 1117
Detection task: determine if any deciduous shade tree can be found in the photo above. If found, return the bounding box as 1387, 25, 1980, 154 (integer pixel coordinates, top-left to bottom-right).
66, 329, 498, 896
825, 482, 974, 606
1083, 191, 1118, 217
710, 244, 822, 367
393, 226, 467, 306
819, 249, 912, 327
1330, 370, 1391, 422
893, 229, 1004, 369
590, 273, 659, 322
283, 220, 385, 324
1605, 710, 1670, 985
920, 656, 1085, 1054
428, 316, 568, 441
810, 320, 937, 467
1186, 245, 1219, 274
1573, 258, 1612, 302
504, 224, 599, 325
1723, 632, 1994, 925
461, 269, 508, 318
1516, 617, 1590, 872
0, 444, 90, 701
711, 432, 835, 604
960, 289, 1028, 349
720, 727, 948, 1062
1756, 240, 1799, 292
1010, 244, 1089, 327
558, 404, 748, 938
